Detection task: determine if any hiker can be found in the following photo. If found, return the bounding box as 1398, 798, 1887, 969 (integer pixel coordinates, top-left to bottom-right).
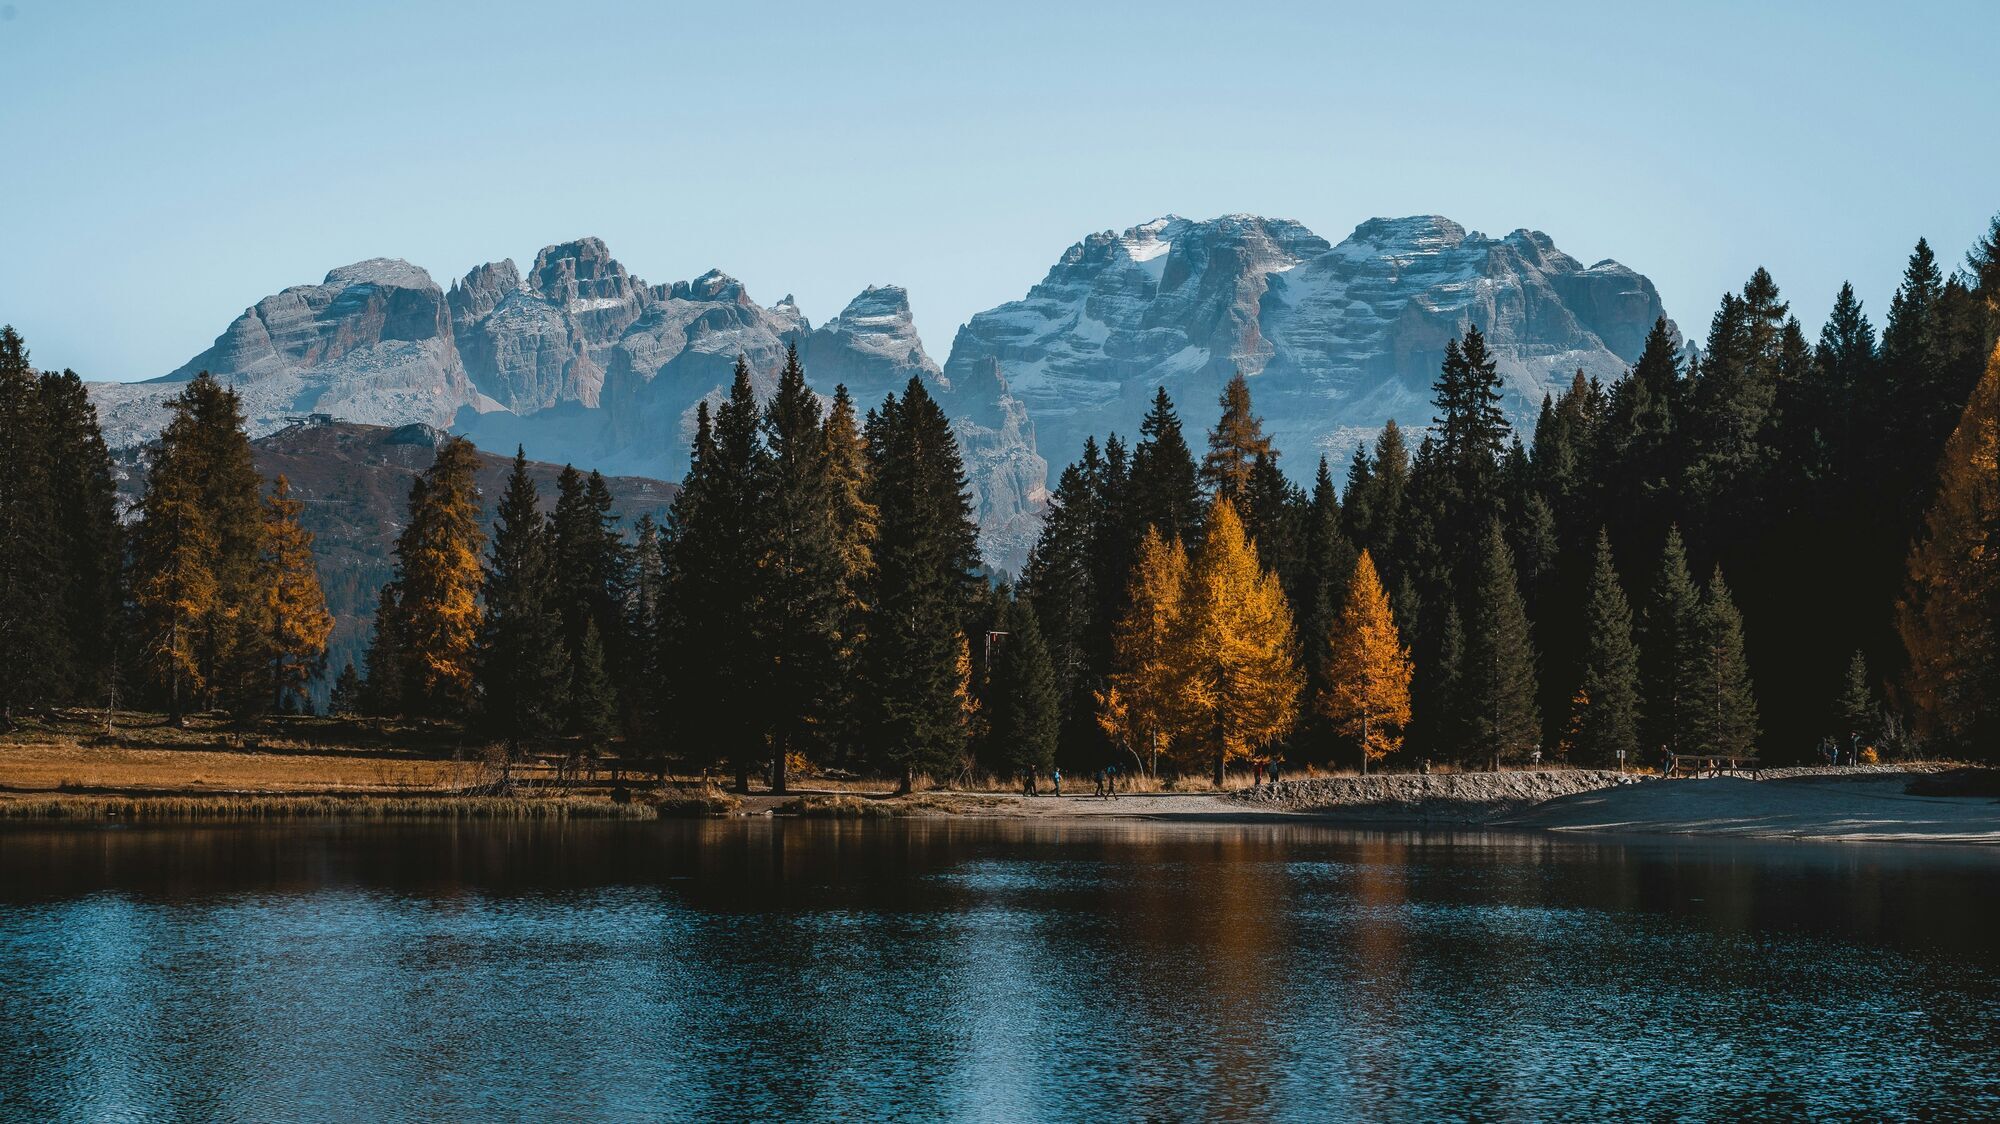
1052, 766, 1062, 797
1254, 760, 1265, 786
1269, 758, 1282, 785
1106, 764, 1119, 799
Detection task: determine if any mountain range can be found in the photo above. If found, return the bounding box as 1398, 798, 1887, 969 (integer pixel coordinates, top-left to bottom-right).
88, 215, 1676, 574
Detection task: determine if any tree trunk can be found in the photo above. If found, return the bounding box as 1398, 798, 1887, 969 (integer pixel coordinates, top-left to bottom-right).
735, 759, 750, 795
898, 763, 914, 795
1361, 710, 1369, 777
772, 736, 789, 795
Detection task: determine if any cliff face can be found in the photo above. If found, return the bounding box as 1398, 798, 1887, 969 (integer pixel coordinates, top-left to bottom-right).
89, 214, 1672, 577
942, 214, 1676, 470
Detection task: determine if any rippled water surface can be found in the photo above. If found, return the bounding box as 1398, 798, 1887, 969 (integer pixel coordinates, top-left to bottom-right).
2, 819, 1997, 1121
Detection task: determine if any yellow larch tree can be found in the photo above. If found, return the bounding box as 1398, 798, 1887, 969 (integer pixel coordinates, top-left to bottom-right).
129, 442, 219, 724
1100, 525, 1191, 775
1898, 340, 2000, 745
1319, 550, 1411, 774
385, 437, 486, 718
262, 475, 333, 712
1180, 498, 1301, 784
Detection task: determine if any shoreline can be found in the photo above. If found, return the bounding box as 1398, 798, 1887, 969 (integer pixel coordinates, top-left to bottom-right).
4, 767, 1995, 845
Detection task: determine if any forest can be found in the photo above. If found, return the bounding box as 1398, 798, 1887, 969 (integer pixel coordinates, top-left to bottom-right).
0, 216, 1996, 787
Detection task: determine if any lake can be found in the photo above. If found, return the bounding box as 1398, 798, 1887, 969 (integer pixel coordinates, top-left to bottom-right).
2, 819, 1996, 1121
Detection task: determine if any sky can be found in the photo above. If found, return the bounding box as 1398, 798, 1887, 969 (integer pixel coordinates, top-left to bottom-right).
1, 0, 1994, 382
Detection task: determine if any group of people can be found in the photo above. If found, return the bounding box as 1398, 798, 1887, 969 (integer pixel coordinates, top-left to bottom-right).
1815, 734, 1867, 767
1019, 765, 1126, 798
1249, 759, 1286, 786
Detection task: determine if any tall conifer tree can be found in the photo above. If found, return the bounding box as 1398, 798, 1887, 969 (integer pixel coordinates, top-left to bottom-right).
477, 449, 570, 754
380, 436, 485, 719
1689, 567, 1759, 756
757, 342, 845, 792
1460, 519, 1540, 769
1575, 529, 1641, 765
0, 328, 64, 723
1128, 387, 1202, 544
36, 366, 123, 703
262, 476, 333, 713
1200, 373, 1273, 503
1320, 550, 1412, 773
988, 597, 1060, 782
863, 376, 982, 790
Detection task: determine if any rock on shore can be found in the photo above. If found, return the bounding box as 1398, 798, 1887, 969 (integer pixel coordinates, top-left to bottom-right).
1230, 770, 1645, 823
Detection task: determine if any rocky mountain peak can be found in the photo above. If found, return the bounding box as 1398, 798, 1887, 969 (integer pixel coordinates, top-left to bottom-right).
323, 257, 439, 291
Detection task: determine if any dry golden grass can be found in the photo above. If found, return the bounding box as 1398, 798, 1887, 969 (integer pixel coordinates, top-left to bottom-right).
0, 794, 656, 821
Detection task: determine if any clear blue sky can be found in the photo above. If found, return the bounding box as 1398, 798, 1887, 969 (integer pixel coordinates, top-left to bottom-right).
2, 0, 1994, 381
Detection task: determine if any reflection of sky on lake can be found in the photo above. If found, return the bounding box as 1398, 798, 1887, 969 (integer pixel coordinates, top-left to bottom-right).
1, 820, 1996, 1120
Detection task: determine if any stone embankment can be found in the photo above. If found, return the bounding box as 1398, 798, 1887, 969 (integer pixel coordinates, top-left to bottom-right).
1229, 769, 1645, 824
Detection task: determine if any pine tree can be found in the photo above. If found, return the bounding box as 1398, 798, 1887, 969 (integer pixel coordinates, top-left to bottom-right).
1689, 566, 1759, 756
1575, 529, 1641, 765
1021, 444, 1103, 760
359, 585, 404, 718
623, 514, 666, 738
1897, 341, 2000, 751
129, 374, 266, 722
1640, 526, 1702, 757
36, 365, 123, 704
1460, 519, 1540, 769
0, 327, 65, 723
656, 360, 773, 789
549, 465, 632, 717
174, 374, 270, 716
1101, 526, 1190, 776
1602, 318, 1682, 556
1837, 650, 1876, 744
476, 449, 569, 754
864, 376, 982, 790
262, 476, 333, 713
824, 384, 879, 761
567, 618, 617, 743
329, 661, 363, 717
1431, 326, 1509, 507
988, 597, 1060, 780
1179, 498, 1301, 783
1414, 604, 1467, 763
1293, 457, 1357, 761
381, 436, 485, 719
757, 341, 845, 792
1243, 451, 1305, 590
1320, 550, 1412, 773
1199, 373, 1273, 503
1128, 387, 1202, 544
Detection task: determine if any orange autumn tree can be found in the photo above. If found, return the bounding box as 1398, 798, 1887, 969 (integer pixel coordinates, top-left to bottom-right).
1179, 498, 1301, 784
1898, 340, 2000, 746
1100, 525, 1191, 775
262, 475, 333, 712
1319, 550, 1412, 774
378, 436, 486, 718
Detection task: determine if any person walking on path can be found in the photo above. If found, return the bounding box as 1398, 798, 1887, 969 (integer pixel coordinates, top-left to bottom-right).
1269, 758, 1283, 786
1052, 766, 1062, 797
1254, 760, 1265, 786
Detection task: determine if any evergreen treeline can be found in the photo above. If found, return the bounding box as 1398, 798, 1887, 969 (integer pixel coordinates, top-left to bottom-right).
0, 330, 332, 727
1023, 218, 2000, 770
5, 212, 1995, 773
